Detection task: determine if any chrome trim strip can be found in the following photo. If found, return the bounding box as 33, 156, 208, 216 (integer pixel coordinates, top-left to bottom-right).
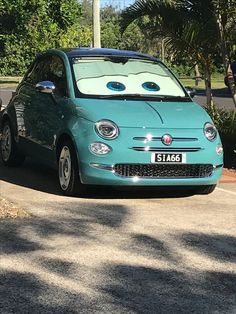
133, 137, 198, 142
90, 163, 114, 171
130, 147, 202, 152
214, 164, 223, 169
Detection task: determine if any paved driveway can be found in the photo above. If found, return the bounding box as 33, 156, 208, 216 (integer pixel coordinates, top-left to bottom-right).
0, 159, 236, 313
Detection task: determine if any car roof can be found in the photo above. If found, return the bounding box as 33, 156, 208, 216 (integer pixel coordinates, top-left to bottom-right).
50, 47, 158, 62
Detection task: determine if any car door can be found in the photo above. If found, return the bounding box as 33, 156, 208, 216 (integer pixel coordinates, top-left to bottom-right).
21, 54, 69, 164
12, 57, 46, 155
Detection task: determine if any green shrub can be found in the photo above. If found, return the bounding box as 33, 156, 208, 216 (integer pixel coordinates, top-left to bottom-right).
204, 103, 236, 135
205, 103, 236, 168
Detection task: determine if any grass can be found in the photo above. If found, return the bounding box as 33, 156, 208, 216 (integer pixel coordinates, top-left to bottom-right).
179, 73, 225, 90
0, 76, 22, 87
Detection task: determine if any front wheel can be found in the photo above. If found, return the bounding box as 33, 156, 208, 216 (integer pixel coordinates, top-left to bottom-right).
58, 140, 87, 196
1, 120, 25, 166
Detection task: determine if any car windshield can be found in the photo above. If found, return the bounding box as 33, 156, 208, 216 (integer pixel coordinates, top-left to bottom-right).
71, 57, 186, 98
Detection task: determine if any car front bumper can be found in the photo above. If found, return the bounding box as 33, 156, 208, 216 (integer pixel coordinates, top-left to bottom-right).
73, 123, 224, 187
79, 161, 223, 186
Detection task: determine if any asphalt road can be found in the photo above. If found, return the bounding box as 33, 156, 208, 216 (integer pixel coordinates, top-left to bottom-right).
0, 87, 236, 110
0, 159, 236, 313
194, 88, 236, 110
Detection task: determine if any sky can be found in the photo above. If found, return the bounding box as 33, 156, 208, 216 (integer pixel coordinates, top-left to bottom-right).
100, 0, 135, 9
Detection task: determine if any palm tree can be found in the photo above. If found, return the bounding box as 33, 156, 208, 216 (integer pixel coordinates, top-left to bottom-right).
121, 0, 220, 107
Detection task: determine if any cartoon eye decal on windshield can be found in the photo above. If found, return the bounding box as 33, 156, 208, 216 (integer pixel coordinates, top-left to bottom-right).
142, 82, 160, 92
107, 81, 126, 91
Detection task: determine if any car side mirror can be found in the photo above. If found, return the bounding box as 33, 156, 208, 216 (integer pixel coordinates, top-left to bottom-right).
185, 86, 196, 98
0, 98, 2, 111
36, 81, 56, 94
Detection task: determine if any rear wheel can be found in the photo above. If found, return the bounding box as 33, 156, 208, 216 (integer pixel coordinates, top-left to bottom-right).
58, 140, 87, 196
197, 184, 216, 195
1, 120, 25, 166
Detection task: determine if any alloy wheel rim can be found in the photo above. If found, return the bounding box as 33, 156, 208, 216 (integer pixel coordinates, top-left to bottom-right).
1, 124, 12, 162
59, 146, 72, 190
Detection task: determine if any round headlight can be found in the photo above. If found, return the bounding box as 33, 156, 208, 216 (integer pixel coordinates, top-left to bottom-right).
95, 120, 119, 139
204, 122, 217, 141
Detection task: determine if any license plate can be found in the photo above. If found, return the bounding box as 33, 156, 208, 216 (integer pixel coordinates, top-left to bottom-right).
151, 153, 186, 163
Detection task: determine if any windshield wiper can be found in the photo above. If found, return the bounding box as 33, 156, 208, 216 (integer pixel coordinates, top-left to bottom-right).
98, 94, 190, 101
98, 94, 161, 101
158, 95, 190, 101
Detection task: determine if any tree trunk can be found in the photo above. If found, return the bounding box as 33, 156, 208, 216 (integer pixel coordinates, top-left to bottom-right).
227, 71, 236, 105
161, 38, 165, 62
204, 62, 213, 108
194, 64, 201, 86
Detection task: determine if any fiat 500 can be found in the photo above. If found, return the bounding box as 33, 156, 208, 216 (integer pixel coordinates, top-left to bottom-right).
0, 48, 223, 196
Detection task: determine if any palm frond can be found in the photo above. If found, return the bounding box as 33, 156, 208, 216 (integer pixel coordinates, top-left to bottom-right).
121, 0, 176, 33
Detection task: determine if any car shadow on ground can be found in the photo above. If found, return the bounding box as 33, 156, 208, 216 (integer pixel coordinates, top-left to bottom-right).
0, 158, 62, 195
0, 158, 195, 199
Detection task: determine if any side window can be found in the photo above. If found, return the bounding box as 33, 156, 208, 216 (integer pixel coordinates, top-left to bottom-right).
25, 55, 68, 97
48, 56, 68, 97
25, 57, 51, 85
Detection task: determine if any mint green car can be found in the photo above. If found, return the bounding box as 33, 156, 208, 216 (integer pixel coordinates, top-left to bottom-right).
0, 48, 223, 196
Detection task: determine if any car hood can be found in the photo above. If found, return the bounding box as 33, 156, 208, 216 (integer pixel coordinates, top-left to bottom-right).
74, 99, 211, 128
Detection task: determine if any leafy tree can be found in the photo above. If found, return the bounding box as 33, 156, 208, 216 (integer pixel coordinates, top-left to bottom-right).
120, 16, 160, 55
119, 21, 145, 51
100, 5, 121, 48
79, 1, 161, 53
80, 0, 93, 27
0, 0, 87, 75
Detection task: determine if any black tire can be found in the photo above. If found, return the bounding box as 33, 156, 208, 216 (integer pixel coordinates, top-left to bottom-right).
58, 140, 87, 196
1, 120, 25, 166
197, 184, 216, 195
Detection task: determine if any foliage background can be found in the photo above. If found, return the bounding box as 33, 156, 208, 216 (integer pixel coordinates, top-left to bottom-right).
0, 0, 91, 75
0, 0, 164, 75
0, 0, 235, 81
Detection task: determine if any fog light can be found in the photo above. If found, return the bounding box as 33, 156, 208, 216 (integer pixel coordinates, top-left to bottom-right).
90, 142, 111, 155
216, 144, 223, 155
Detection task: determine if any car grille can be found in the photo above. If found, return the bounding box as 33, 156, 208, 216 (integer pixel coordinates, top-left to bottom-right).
114, 164, 214, 178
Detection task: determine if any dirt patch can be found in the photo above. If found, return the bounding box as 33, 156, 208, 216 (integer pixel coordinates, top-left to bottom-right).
0, 197, 29, 219
224, 168, 236, 176
221, 168, 236, 183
